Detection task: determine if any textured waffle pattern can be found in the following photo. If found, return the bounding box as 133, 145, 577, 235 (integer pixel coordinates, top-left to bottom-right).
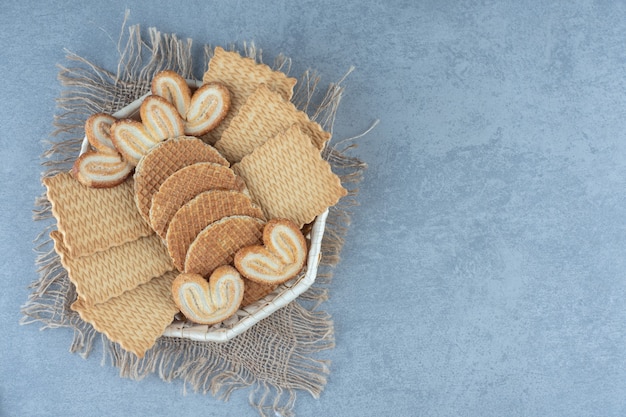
233, 125, 347, 226
185, 215, 264, 278
215, 84, 330, 163
166, 190, 265, 271
71, 271, 179, 358
44, 173, 152, 258
149, 162, 246, 238
202, 47, 297, 144
242, 278, 278, 307
51, 231, 174, 305
134, 136, 229, 223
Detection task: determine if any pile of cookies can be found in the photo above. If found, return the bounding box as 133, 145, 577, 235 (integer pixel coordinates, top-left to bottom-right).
44, 47, 346, 357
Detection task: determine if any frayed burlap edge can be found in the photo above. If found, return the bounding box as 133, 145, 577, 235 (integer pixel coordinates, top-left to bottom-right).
21, 17, 370, 417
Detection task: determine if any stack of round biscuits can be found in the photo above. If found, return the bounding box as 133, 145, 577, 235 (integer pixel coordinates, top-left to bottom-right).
133, 136, 276, 306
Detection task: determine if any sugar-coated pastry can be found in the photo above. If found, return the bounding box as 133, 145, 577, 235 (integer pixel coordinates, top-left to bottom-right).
139, 95, 185, 142
234, 218, 307, 285
85, 113, 119, 154
184, 83, 231, 136
110, 119, 159, 166
171, 266, 244, 325
72, 151, 133, 188
72, 113, 132, 188
151, 70, 192, 117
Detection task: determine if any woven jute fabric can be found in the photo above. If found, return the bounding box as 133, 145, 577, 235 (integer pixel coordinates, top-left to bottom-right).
21, 21, 368, 417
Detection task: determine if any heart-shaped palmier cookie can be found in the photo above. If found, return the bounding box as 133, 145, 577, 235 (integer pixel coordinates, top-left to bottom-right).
234, 218, 307, 285
150, 71, 230, 137
171, 266, 244, 325
184, 83, 230, 136
72, 113, 133, 188
110, 96, 185, 166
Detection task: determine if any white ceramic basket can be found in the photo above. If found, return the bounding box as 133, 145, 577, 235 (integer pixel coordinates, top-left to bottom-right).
80, 80, 326, 342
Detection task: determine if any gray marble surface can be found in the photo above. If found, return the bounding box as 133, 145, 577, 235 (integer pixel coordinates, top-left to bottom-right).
4, 1, 626, 416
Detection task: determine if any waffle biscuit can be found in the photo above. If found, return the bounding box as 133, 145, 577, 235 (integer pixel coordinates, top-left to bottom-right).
71, 270, 179, 358
151, 70, 192, 117
242, 279, 278, 307
166, 190, 265, 271
140, 95, 185, 142
201, 46, 297, 144
43, 173, 152, 258
149, 162, 246, 238
51, 231, 173, 306
233, 124, 347, 226
215, 84, 330, 163
184, 215, 264, 278
234, 219, 307, 285
171, 267, 244, 325
133, 136, 229, 223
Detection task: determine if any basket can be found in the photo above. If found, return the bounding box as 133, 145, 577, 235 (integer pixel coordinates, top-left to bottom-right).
79, 80, 326, 342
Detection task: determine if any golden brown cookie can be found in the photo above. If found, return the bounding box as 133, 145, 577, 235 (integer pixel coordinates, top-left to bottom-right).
85, 113, 119, 154
71, 270, 179, 358
149, 162, 246, 238
184, 83, 231, 136
241, 279, 278, 307
171, 267, 244, 325
51, 231, 173, 306
232, 124, 347, 226
201, 46, 297, 144
110, 119, 159, 166
215, 84, 330, 162
234, 218, 307, 285
133, 136, 229, 223
151, 70, 192, 117
72, 151, 133, 189
166, 190, 265, 271
72, 113, 133, 188
139, 95, 185, 142
184, 215, 265, 278
43, 173, 152, 258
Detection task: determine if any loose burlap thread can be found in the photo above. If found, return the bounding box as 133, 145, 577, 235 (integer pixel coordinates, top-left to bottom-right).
22, 20, 368, 417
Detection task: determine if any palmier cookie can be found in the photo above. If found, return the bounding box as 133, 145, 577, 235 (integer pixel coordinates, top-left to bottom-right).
133, 136, 229, 223
172, 267, 244, 325
72, 113, 132, 188
151, 70, 192, 117
235, 219, 307, 285
166, 190, 265, 271
185, 83, 231, 137
110, 97, 185, 166
149, 162, 247, 238
139, 95, 185, 141
151, 70, 230, 137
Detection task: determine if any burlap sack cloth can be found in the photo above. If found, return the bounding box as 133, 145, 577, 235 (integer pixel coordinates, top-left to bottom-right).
21, 23, 369, 417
